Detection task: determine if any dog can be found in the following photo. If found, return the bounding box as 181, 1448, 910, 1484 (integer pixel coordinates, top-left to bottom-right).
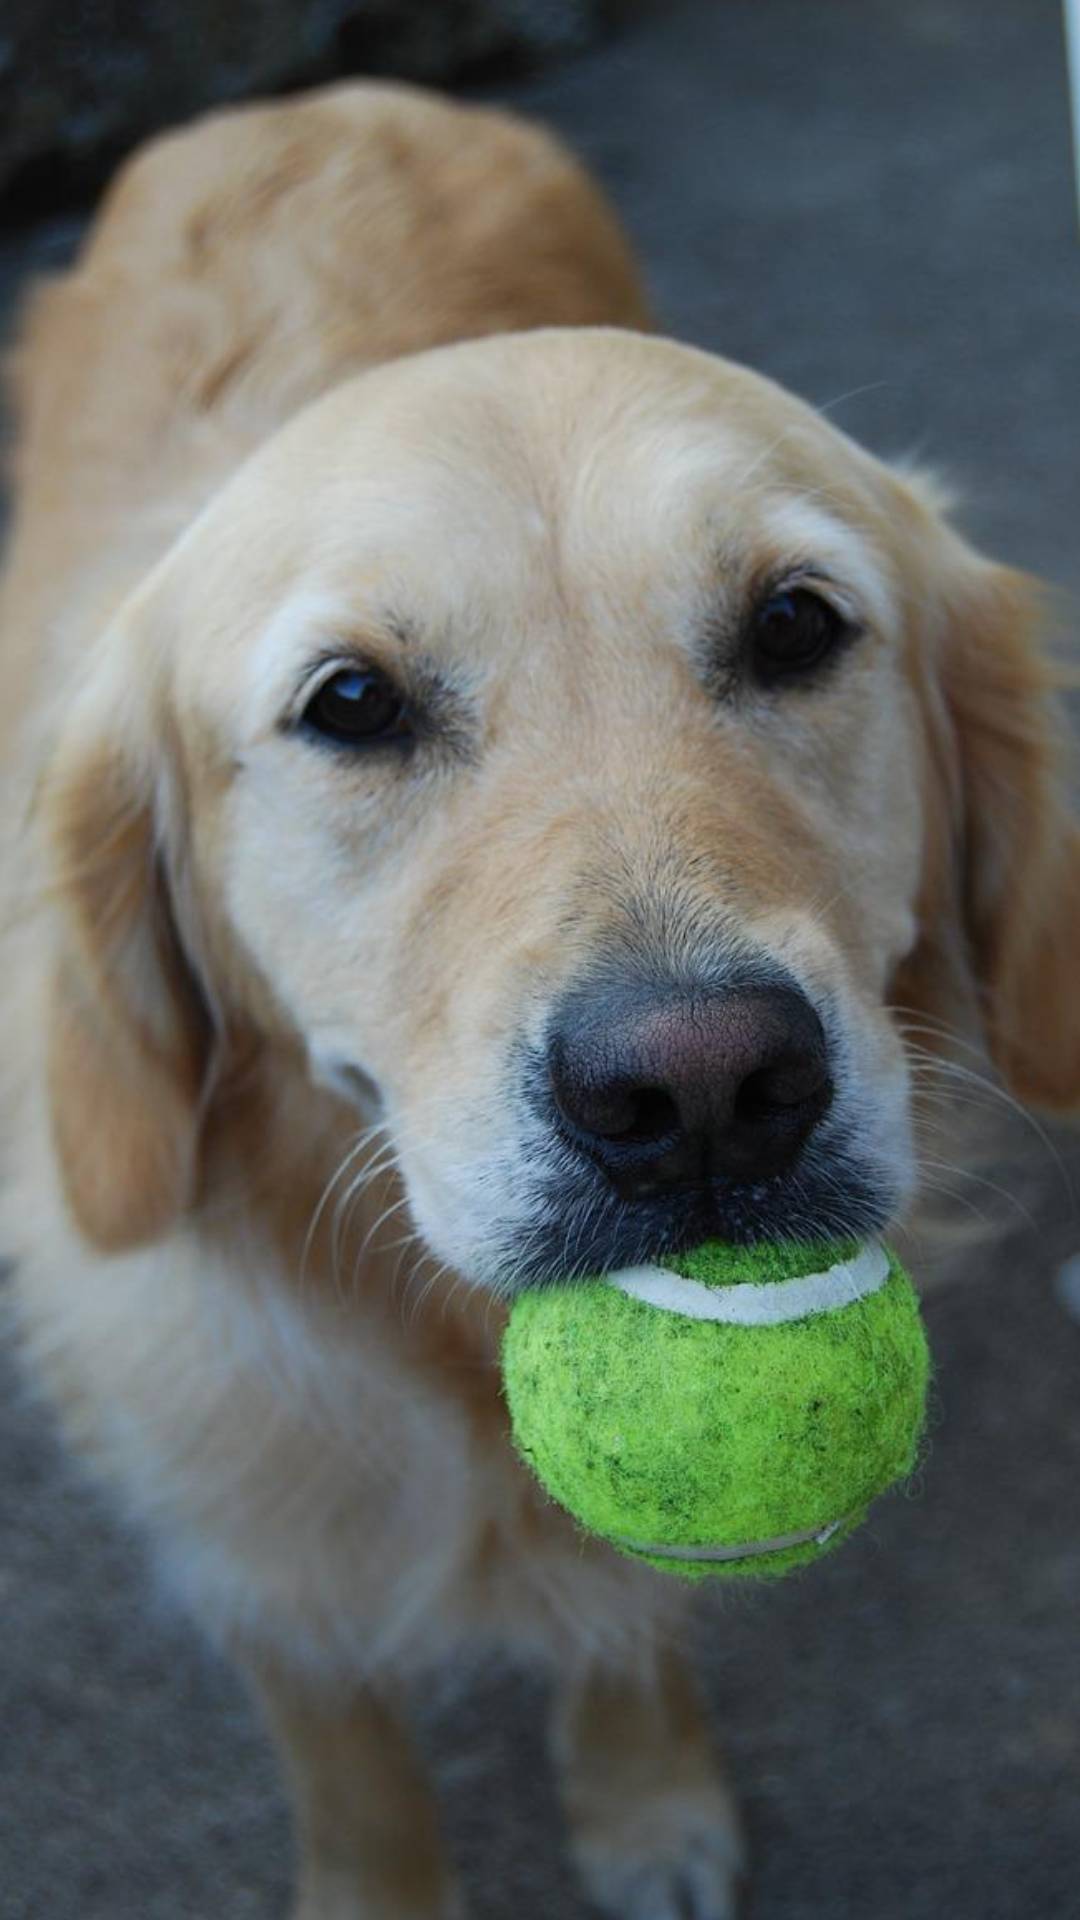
2, 80, 1078, 1919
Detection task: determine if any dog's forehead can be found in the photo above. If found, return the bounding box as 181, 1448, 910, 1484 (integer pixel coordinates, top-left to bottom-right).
284, 329, 887, 535
172, 330, 897, 685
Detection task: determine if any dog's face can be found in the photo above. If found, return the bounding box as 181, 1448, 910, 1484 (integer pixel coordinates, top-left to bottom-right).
44, 331, 1080, 1278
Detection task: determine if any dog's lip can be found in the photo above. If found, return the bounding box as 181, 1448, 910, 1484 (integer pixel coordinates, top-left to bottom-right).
497, 1166, 899, 1292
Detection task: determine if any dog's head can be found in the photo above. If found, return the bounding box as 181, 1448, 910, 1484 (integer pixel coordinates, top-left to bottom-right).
42, 330, 1080, 1285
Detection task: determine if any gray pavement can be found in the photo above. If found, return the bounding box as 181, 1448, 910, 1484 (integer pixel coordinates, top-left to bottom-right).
3, 2, 1080, 1915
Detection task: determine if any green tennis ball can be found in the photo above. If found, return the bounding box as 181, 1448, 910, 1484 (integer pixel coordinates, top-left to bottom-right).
502, 1238, 930, 1579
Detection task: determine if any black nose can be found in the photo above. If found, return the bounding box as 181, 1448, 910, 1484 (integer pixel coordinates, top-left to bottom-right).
547, 982, 832, 1198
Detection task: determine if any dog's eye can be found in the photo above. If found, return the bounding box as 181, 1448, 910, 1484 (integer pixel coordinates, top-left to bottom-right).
301, 667, 410, 745
750, 588, 852, 685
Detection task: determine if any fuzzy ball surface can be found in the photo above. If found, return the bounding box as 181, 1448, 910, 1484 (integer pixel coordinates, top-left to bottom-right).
502, 1238, 930, 1579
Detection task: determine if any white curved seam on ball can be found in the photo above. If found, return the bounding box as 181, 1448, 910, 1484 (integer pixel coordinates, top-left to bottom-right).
615, 1517, 847, 1563
607, 1241, 889, 1326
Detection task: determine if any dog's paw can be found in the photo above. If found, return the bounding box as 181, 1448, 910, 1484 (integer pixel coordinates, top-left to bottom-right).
574, 1786, 745, 1920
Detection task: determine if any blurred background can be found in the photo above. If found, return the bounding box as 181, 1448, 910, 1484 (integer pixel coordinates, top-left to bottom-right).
2, 3, 1079, 1917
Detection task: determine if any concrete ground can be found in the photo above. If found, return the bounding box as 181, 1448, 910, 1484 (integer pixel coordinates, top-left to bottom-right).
2, 2, 1080, 1916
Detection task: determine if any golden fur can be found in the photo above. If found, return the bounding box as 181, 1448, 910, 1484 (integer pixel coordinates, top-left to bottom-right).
2, 82, 1078, 1919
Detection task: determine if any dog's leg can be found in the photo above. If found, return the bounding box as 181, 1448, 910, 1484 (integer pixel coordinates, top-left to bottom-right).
553, 1645, 745, 1920
248, 1659, 461, 1920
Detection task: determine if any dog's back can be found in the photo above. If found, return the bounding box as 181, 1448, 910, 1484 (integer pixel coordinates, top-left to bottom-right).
0, 82, 647, 777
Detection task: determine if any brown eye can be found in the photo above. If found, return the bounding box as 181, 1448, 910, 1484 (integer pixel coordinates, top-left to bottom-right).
751, 588, 852, 684
302, 668, 410, 746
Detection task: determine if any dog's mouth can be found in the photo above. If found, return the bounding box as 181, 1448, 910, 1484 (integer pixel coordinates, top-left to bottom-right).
384, 1005, 911, 1297
463, 984, 910, 1294
485, 1118, 897, 1294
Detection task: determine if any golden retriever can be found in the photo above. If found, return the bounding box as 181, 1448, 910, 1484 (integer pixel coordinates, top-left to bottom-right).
2, 80, 1078, 1920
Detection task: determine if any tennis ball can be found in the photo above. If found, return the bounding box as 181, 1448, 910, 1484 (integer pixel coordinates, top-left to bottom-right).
502, 1238, 929, 1579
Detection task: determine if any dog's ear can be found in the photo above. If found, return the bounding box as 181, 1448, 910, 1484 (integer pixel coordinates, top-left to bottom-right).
912, 522, 1080, 1109
43, 617, 214, 1251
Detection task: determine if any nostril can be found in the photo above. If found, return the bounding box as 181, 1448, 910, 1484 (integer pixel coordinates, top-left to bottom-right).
554, 1078, 681, 1147
734, 1054, 833, 1140
735, 1059, 828, 1122
616, 1084, 681, 1145
734, 1068, 784, 1125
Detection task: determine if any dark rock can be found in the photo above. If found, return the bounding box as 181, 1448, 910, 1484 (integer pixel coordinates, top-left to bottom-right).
0, 0, 610, 204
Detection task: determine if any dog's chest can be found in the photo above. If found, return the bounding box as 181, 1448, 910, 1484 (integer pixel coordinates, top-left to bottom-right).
18, 1227, 677, 1679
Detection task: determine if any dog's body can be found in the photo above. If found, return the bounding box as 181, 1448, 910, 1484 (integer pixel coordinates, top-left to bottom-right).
3, 82, 1078, 1919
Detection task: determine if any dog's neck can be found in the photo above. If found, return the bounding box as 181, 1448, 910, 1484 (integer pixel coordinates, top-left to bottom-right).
198, 1039, 507, 1397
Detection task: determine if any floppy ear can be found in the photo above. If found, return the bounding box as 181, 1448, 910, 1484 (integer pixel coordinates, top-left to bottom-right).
43, 640, 214, 1252
918, 546, 1080, 1110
